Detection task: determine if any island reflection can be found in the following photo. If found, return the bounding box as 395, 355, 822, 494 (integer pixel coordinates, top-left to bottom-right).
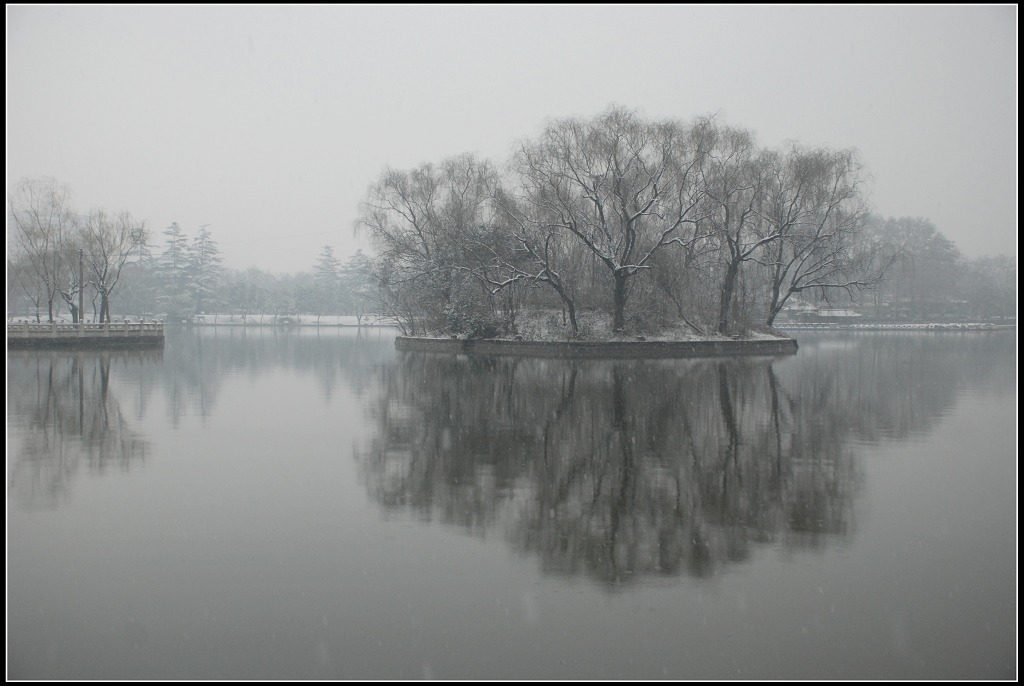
358, 352, 859, 586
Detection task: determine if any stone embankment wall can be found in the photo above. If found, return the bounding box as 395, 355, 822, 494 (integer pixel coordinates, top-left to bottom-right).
394, 336, 798, 359
7, 322, 165, 350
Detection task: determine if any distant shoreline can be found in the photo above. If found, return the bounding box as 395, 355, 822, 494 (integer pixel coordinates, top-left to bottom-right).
775, 322, 1014, 331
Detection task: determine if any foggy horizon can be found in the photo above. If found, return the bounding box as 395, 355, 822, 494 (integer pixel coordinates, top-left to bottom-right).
6, 5, 1017, 275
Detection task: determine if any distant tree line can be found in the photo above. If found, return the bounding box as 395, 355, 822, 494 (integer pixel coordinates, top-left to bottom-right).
7, 178, 376, 323
858, 215, 1016, 321
359, 106, 1014, 337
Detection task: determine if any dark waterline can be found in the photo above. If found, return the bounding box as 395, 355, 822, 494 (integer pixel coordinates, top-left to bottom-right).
6, 328, 1017, 679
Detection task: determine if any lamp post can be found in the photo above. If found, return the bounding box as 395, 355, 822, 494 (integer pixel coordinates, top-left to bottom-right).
79, 248, 84, 328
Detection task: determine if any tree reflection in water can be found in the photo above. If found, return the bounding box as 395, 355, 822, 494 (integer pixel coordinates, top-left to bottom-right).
7, 351, 156, 510
6, 328, 397, 510
358, 352, 860, 586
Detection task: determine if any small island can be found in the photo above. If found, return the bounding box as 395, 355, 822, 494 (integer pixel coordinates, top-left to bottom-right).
393, 309, 797, 359
361, 109, 878, 359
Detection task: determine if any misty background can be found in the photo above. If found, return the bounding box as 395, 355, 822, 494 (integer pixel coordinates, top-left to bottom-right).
6, 5, 1017, 275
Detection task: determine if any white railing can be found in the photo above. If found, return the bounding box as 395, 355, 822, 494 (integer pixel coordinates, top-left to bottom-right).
7, 321, 165, 338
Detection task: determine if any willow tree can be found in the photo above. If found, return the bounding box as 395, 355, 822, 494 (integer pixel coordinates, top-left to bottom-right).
758, 146, 877, 326
697, 122, 784, 334
486, 180, 584, 336
512, 106, 712, 331
360, 153, 497, 335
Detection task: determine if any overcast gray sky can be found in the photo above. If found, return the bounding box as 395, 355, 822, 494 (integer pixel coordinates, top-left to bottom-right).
7, 5, 1017, 274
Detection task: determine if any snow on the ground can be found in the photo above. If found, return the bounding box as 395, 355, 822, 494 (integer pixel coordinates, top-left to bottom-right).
184, 314, 396, 326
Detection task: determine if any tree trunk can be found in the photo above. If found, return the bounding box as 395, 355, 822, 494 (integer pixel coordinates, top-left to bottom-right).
613, 271, 628, 331
766, 279, 784, 328
718, 260, 740, 334
550, 281, 579, 337
565, 299, 579, 338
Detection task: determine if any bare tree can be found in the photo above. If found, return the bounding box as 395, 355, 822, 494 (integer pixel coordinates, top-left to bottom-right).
55, 244, 88, 324
698, 123, 780, 334
485, 184, 582, 336
360, 153, 497, 335
758, 146, 881, 326
513, 107, 711, 332
80, 210, 148, 322
8, 177, 78, 322
8, 254, 47, 322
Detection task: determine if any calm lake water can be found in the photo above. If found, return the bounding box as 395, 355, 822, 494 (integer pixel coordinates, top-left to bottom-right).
6, 327, 1017, 679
